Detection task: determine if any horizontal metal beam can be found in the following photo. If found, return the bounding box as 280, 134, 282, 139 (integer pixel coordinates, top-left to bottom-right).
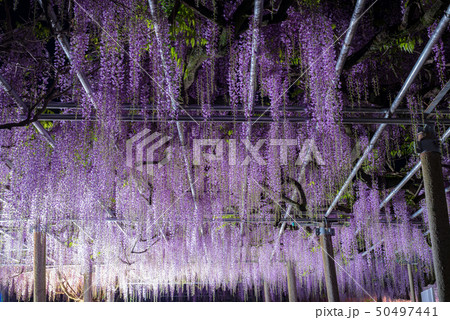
44, 102, 450, 115
33, 114, 450, 125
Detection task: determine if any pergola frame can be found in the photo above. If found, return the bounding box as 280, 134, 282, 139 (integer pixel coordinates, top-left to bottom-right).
0, 0, 449, 301
0, 0, 443, 260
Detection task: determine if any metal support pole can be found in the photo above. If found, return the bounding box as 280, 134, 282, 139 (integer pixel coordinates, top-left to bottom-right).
38, 0, 98, 110
147, 0, 198, 205
326, 5, 450, 217
37, 1, 129, 239
420, 149, 450, 301
379, 79, 450, 209
0, 74, 55, 148
335, 0, 368, 76
318, 223, 340, 302
407, 263, 416, 302
145, 1, 212, 263
286, 261, 298, 302
83, 264, 93, 302
361, 85, 450, 257
264, 280, 271, 302
238, 0, 263, 241
33, 231, 46, 302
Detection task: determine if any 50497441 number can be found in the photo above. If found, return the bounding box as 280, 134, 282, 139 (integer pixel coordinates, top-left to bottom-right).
375, 307, 438, 317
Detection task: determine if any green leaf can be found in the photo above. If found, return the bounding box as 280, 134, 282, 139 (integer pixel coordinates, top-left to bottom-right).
40, 121, 53, 130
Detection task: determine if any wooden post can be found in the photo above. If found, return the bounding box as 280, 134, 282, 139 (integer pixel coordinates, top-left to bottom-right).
319, 222, 340, 302
83, 264, 93, 302
33, 231, 46, 302
286, 261, 298, 302
420, 150, 450, 301
263, 280, 271, 302
407, 263, 416, 302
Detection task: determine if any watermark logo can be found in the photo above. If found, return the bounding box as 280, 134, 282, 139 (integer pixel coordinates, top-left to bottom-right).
194, 138, 324, 167
127, 129, 324, 172
295, 139, 325, 166
126, 129, 172, 175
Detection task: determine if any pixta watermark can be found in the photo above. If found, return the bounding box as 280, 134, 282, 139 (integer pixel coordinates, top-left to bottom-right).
126, 129, 172, 176
126, 129, 324, 175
